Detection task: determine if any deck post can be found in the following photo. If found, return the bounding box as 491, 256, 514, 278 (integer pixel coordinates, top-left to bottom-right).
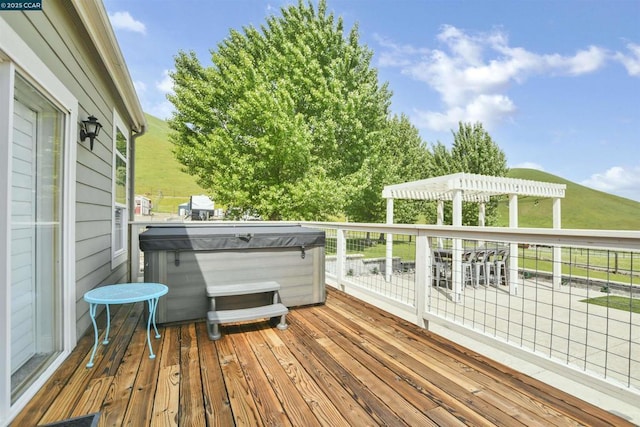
415, 231, 428, 328
509, 194, 519, 295
552, 198, 562, 288
385, 198, 394, 282
129, 222, 142, 282
336, 228, 346, 290
452, 190, 463, 303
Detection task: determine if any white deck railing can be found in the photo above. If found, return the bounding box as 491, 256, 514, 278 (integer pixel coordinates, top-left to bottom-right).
304, 222, 640, 408
130, 220, 640, 410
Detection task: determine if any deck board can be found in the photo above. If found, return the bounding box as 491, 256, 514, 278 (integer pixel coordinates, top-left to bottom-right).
11, 288, 634, 427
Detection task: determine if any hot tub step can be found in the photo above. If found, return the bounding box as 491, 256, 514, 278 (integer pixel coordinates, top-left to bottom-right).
206, 281, 288, 340
207, 304, 288, 340
206, 281, 281, 297
208, 303, 288, 324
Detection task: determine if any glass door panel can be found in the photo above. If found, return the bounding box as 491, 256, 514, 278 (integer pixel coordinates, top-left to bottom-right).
10, 75, 64, 401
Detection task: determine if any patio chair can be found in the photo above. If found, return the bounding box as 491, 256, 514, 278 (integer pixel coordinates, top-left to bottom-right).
432, 249, 451, 288
474, 249, 494, 287
492, 248, 509, 286
461, 250, 475, 287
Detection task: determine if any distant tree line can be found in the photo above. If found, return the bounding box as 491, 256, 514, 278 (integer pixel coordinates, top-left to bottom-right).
168, 0, 507, 224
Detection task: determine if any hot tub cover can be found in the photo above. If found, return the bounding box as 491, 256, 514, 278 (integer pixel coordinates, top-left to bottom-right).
139, 224, 325, 252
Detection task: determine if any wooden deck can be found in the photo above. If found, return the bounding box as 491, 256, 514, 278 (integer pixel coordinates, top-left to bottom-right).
13, 288, 631, 426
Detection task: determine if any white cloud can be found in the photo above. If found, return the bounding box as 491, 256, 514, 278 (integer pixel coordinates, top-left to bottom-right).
147, 100, 174, 120
540, 45, 608, 76
379, 26, 611, 132
412, 94, 515, 131
108, 11, 146, 34
375, 34, 429, 67
156, 70, 173, 94
615, 42, 640, 76
581, 166, 640, 201
511, 162, 544, 171
133, 80, 147, 95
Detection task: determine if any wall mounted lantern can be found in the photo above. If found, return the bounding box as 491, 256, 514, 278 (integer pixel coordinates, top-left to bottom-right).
80, 115, 103, 151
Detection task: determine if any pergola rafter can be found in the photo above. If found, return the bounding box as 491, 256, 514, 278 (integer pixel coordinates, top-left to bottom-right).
382, 172, 566, 202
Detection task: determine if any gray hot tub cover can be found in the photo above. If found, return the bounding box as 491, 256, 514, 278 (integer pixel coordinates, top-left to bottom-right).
139, 224, 325, 252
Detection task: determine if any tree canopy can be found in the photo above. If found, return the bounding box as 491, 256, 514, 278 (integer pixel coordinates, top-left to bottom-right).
431, 121, 509, 225
168, 0, 393, 220
345, 114, 433, 223
167, 0, 507, 224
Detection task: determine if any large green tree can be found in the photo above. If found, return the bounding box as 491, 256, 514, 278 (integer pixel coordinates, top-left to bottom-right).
345, 114, 433, 223
432, 121, 509, 225
168, 0, 391, 220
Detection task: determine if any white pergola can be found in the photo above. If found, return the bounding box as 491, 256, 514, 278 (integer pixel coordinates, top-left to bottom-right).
382, 173, 566, 301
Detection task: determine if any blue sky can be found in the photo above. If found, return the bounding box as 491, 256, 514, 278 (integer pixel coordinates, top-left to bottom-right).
104, 0, 640, 201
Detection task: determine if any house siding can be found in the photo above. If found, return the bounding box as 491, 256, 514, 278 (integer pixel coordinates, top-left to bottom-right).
4, 3, 133, 338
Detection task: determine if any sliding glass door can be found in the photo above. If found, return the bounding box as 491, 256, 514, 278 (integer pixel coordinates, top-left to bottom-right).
10, 74, 64, 401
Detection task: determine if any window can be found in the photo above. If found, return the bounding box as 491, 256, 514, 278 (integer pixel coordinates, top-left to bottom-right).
112, 114, 129, 267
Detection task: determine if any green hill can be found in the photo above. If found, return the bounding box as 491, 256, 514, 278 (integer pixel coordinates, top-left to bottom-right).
135, 113, 208, 213
135, 114, 639, 229
496, 168, 640, 230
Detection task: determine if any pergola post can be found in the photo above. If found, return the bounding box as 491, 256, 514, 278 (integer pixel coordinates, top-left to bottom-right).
553, 197, 562, 288
437, 200, 444, 249
452, 189, 463, 303
385, 198, 394, 282
509, 194, 519, 295
478, 202, 486, 247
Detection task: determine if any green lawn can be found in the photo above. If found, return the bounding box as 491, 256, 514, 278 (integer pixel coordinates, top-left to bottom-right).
520, 247, 639, 285
325, 236, 639, 285
581, 296, 640, 313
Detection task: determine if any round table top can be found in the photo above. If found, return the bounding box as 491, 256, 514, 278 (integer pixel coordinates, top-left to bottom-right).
84, 283, 168, 304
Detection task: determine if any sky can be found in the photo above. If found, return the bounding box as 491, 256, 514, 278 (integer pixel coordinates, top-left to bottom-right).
104, 0, 640, 202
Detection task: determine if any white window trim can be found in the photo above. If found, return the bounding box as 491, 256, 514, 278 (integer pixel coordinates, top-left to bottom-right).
0, 16, 77, 425
111, 110, 129, 269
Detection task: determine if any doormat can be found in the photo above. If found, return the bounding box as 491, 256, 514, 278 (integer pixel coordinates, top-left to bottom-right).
40, 413, 100, 427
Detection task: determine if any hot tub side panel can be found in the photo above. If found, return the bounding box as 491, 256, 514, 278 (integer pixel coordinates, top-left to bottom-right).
144, 246, 325, 324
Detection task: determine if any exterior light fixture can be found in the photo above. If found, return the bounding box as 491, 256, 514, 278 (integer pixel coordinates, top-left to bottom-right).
80, 115, 103, 151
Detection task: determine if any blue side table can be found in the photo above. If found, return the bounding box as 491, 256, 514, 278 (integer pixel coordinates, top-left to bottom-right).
84, 282, 168, 368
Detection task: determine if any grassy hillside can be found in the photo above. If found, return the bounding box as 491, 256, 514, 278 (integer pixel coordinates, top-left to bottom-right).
496, 169, 640, 230
135, 113, 208, 213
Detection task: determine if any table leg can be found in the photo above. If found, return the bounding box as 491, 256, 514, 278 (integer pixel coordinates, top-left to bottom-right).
151, 297, 161, 338
146, 297, 161, 359
103, 304, 111, 344
87, 303, 99, 368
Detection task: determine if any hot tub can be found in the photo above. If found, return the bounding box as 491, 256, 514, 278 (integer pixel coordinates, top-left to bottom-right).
139, 224, 325, 323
